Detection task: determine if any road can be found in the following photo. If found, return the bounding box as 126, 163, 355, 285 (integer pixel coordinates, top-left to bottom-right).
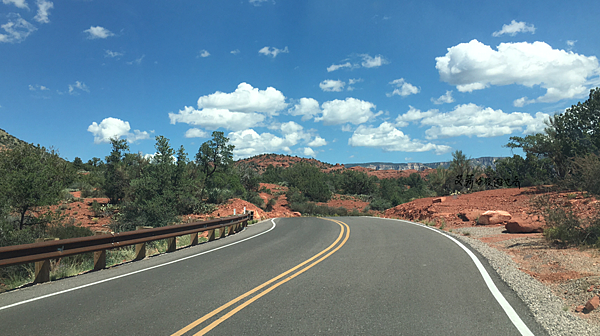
0, 217, 548, 335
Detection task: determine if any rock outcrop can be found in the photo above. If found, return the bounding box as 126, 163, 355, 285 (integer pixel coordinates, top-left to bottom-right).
477, 210, 512, 225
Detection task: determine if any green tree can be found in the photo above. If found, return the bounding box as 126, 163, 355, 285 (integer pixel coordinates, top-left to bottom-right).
103, 138, 130, 204
196, 131, 234, 201
0, 144, 74, 229
339, 170, 376, 195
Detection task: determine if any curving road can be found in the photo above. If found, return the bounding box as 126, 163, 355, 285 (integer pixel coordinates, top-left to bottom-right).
0, 217, 548, 335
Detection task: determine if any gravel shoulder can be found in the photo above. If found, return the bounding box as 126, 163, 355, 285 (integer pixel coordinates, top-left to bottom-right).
449, 226, 600, 336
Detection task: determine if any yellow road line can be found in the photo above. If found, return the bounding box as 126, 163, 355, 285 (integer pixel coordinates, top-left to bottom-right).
170, 218, 350, 336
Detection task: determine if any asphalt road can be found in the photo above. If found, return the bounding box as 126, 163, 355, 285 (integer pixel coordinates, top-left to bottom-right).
0, 217, 549, 335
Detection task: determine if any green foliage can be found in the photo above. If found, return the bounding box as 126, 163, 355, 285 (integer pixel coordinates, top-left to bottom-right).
196, 131, 234, 200
265, 197, 277, 212
102, 138, 130, 204
0, 143, 74, 229
339, 170, 377, 195
563, 153, 600, 196
369, 198, 392, 211
242, 191, 264, 209
282, 162, 331, 202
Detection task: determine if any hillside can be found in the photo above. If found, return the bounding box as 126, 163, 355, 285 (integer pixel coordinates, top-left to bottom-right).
236, 153, 339, 173
0, 128, 28, 151
345, 156, 505, 171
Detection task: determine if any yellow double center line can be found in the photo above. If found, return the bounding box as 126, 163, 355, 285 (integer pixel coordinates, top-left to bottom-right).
171, 218, 350, 336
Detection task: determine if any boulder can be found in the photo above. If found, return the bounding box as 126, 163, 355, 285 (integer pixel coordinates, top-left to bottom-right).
477, 210, 512, 225
458, 210, 480, 222
575, 305, 585, 312
585, 296, 600, 312
291, 211, 302, 217
505, 220, 544, 233
432, 197, 446, 203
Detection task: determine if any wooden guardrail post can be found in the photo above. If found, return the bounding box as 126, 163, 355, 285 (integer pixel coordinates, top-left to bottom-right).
190, 232, 199, 246
207, 229, 215, 242
218, 227, 226, 239
166, 236, 177, 253
135, 226, 152, 260
34, 238, 51, 284
93, 231, 107, 271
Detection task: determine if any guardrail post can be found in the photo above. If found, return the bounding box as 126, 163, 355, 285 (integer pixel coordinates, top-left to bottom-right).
33, 238, 51, 284
190, 232, 199, 246
135, 226, 152, 260
207, 229, 215, 241
93, 231, 107, 271
218, 227, 226, 239
166, 236, 177, 253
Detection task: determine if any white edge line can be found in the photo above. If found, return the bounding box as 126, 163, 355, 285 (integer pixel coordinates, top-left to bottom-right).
0, 219, 278, 311
375, 217, 535, 336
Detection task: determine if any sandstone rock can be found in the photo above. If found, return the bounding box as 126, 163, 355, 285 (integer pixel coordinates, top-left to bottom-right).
477, 210, 512, 225
588, 285, 595, 292
575, 305, 585, 312
291, 211, 301, 217
585, 296, 600, 312
505, 220, 544, 233
432, 197, 446, 203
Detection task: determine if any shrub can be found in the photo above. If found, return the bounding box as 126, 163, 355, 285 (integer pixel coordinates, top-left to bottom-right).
369, 198, 392, 211
265, 197, 277, 212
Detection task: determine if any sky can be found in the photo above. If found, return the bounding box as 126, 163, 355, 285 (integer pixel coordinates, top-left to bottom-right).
1, 0, 600, 165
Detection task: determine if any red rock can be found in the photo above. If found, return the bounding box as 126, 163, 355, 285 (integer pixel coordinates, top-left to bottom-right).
575, 305, 585, 312
585, 296, 600, 312
291, 212, 301, 217
432, 197, 446, 203
505, 220, 544, 233
588, 285, 595, 292
477, 210, 512, 225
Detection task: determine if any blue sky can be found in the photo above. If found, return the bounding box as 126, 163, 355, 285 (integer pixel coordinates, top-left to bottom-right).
1, 0, 599, 165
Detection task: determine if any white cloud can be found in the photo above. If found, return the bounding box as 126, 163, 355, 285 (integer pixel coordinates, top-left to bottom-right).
228, 122, 313, 159
327, 62, 353, 72
68, 81, 89, 95
33, 0, 53, 24
169, 106, 265, 131
567, 40, 577, 48
0, 13, 36, 43
416, 103, 551, 139
492, 20, 535, 37
127, 55, 145, 65
308, 136, 327, 147
348, 78, 363, 85
249, 0, 272, 6
184, 128, 208, 138
87, 117, 150, 144
258, 46, 289, 58
349, 122, 452, 154
436, 39, 600, 103
431, 90, 454, 104
316, 97, 379, 125
513, 96, 535, 107
29, 84, 49, 91
341, 124, 353, 132
395, 106, 438, 126
360, 54, 389, 68
197, 82, 287, 116
303, 147, 316, 157
288, 97, 320, 121
104, 50, 123, 58
2, 0, 28, 9
386, 78, 420, 97
198, 49, 210, 58
319, 79, 345, 92
84, 26, 114, 39
230, 49, 240, 55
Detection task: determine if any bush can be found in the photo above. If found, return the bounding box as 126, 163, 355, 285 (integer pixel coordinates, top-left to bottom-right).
243, 191, 264, 209
369, 198, 392, 211
265, 197, 277, 212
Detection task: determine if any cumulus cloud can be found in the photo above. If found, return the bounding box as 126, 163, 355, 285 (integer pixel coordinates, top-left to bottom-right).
184, 128, 208, 138
84, 26, 114, 39
230, 49, 240, 55
28, 84, 49, 91
411, 103, 552, 139
316, 97, 379, 125
431, 90, 454, 104
319, 79, 345, 92
2, 0, 28, 9
436, 39, 600, 103
197, 82, 287, 115
513, 96, 536, 107
308, 136, 327, 147
386, 78, 420, 97
258, 46, 289, 58
87, 117, 150, 144
360, 54, 389, 68
68, 81, 89, 95
104, 50, 123, 58
169, 106, 265, 131
0, 13, 36, 43
492, 20, 535, 37
395, 106, 438, 127
198, 49, 210, 58
288, 97, 321, 121
33, 0, 53, 24
327, 62, 353, 72
228, 121, 314, 159
349, 122, 452, 154
303, 147, 316, 157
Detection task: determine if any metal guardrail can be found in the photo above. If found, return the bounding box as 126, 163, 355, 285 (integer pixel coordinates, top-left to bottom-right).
0, 212, 253, 283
